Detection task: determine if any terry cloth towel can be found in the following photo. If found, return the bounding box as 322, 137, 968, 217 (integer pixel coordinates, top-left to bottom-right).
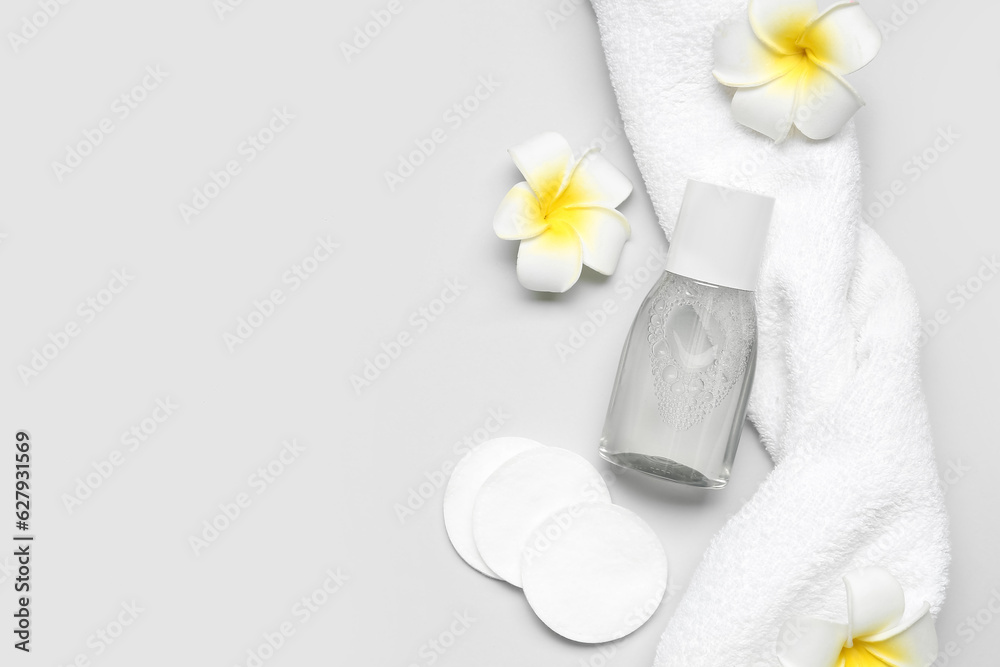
588, 0, 950, 665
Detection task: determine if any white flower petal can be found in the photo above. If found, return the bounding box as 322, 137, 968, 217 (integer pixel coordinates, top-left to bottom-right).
776, 617, 848, 667
792, 62, 864, 140
550, 206, 630, 275
714, 14, 803, 87
863, 603, 939, 666
508, 132, 574, 206
799, 1, 882, 75
731, 64, 804, 141
749, 0, 819, 54
494, 182, 548, 240
844, 567, 906, 642
552, 151, 633, 210
516, 224, 583, 293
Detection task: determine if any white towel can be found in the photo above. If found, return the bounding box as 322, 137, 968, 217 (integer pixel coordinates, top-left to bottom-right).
588, 1, 950, 665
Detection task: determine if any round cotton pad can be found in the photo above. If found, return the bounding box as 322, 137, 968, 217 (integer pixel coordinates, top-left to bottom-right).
443, 437, 545, 578
521, 502, 668, 643
472, 448, 610, 587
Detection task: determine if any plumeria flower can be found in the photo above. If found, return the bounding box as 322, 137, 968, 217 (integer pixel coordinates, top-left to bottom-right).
494, 132, 632, 292
713, 0, 882, 141
778, 567, 939, 667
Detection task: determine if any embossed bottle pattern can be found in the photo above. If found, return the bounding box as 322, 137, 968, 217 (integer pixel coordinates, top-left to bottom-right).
647, 279, 754, 431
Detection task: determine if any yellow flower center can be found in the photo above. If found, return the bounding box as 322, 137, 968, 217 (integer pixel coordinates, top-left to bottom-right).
792, 17, 834, 69
772, 18, 811, 54
758, 15, 835, 95
839, 642, 890, 667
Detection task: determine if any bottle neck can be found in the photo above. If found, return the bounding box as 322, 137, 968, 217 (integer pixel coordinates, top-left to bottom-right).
662, 269, 754, 293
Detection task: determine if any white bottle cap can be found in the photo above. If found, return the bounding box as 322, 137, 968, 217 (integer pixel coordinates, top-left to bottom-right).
663, 180, 774, 292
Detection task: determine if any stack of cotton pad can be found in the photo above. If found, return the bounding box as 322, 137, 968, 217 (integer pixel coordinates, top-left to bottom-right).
443, 437, 669, 643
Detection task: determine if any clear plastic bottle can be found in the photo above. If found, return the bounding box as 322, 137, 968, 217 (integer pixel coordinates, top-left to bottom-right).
599, 180, 773, 488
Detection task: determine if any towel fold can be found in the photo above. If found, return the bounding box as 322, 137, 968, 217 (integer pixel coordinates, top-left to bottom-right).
588, 0, 950, 664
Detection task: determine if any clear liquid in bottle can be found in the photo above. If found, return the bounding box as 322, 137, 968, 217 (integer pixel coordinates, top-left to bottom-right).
599, 271, 756, 488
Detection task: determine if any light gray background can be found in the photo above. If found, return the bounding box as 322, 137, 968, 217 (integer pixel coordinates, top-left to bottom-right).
1, 0, 997, 665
